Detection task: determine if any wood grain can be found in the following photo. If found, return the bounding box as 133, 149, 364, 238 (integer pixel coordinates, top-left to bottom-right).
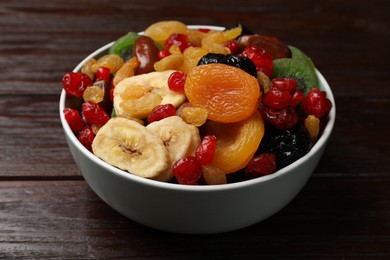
0, 0, 389, 258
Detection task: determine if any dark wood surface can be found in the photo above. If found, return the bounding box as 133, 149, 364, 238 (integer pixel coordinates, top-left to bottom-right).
1, 0, 389, 258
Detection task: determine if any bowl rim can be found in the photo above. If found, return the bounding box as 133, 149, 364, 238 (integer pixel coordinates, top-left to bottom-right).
59, 25, 336, 192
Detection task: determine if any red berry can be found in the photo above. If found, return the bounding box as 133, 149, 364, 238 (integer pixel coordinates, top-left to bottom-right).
198, 28, 210, 33
147, 104, 176, 123
62, 72, 92, 97
172, 156, 203, 185
241, 46, 273, 76
168, 71, 187, 91
95, 67, 111, 82
77, 126, 95, 151
195, 135, 216, 165
63, 108, 85, 132
158, 50, 171, 60
290, 88, 304, 108
245, 153, 276, 177
164, 33, 193, 52
81, 101, 110, 126
271, 78, 297, 93
223, 40, 238, 54
262, 87, 292, 109
302, 88, 328, 118
259, 103, 299, 130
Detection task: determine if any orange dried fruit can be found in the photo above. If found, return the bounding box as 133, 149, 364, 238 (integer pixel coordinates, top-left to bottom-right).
204, 110, 264, 174
184, 63, 261, 123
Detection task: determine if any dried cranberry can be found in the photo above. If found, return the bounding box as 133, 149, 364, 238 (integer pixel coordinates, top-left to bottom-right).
81, 101, 110, 126
271, 78, 297, 93
164, 33, 192, 52
195, 135, 216, 165
222, 40, 238, 54
63, 108, 85, 133
302, 88, 328, 118
62, 72, 92, 97
168, 71, 187, 91
259, 103, 299, 130
95, 67, 111, 82
262, 87, 292, 109
172, 156, 203, 185
158, 50, 171, 60
290, 88, 304, 108
245, 153, 276, 177
241, 46, 273, 76
147, 104, 176, 123
77, 126, 95, 151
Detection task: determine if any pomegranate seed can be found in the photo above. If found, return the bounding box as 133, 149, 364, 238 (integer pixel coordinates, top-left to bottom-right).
172, 156, 203, 185
290, 88, 304, 108
168, 71, 187, 91
222, 40, 238, 54
62, 72, 92, 97
245, 153, 276, 177
271, 78, 297, 93
259, 103, 299, 130
302, 88, 328, 118
164, 33, 192, 52
95, 67, 111, 82
241, 46, 273, 76
147, 104, 176, 123
195, 135, 216, 165
81, 101, 110, 126
158, 50, 171, 60
262, 87, 292, 109
63, 108, 85, 132
77, 126, 95, 151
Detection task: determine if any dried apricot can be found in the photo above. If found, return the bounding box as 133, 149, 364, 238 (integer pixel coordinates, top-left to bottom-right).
204, 111, 264, 174
184, 63, 261, 123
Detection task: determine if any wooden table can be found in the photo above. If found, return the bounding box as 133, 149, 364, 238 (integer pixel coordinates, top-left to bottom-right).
1, 0, 389, 258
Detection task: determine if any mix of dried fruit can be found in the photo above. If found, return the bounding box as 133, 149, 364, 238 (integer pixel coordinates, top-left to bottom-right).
62, 20, 332, 185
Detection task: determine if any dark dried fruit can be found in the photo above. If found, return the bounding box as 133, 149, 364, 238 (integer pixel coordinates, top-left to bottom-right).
258, 123, 313, 169
197, 53, 257, 77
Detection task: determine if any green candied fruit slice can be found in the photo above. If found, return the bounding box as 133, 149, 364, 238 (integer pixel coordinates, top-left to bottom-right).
108, 32, 139, 60
272, 46, 319, 95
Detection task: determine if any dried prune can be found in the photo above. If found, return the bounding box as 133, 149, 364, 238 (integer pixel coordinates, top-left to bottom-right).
197, 53, 257, 77
258, 123, 313, 169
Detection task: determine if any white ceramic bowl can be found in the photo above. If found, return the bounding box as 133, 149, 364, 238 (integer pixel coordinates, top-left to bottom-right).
59, 26, 336, 234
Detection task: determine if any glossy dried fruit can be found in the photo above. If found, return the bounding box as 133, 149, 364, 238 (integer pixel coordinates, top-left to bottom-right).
63, 108, 85, 132
172, 156, 203, 185
147, 103, 176, 123
302, 88, 328, 118
180, 106, 208, 127
91, 54, 124, 74
241, 46, 273, 76
195, 135, 216, 165
204, 111, 264, 174
304, 114, 320, 141
167, 71, 187, 91
83, 85, 105, 104
245, 153, 276, 177
185, 63, 261, 123
202, 165, 227, 185
132, 35, 160, 75
81, 101, 110, 126
77, 126, 95, 151
62, 72, 93, 98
